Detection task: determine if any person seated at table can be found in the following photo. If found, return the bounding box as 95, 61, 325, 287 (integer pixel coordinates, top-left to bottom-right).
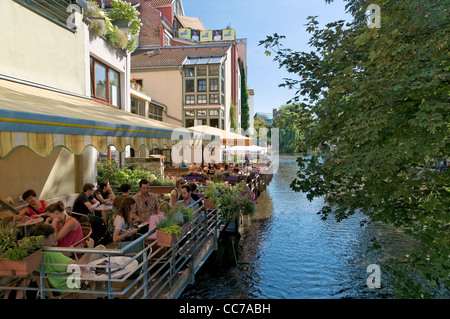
113, 183, 132, 209
175, 184, 200, 212
95, 181, 115, 204
94, 180, 116, 224
220, 164, 229, 174
169, 177, 185, 207
188, 182, 203, 207
233, 164, 240, 173
18, 189, 48, 219
113, 197, 140, 243
30, 223, 100, 291
132, 179, 159, 222
180, 160, 187, 168
45, 201, 84, 248
72, 183, 105, 245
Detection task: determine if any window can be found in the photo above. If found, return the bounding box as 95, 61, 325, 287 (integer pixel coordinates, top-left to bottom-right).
185, 79, 195, 92
185, 95, 195, 105
94, 63, 107, 100
164, 34, 170, 46
109, 70, 120, 107
131, 97, 145, 116
197, 110, 207, 117
197, 79, 207, 92
198, 95, 207, 104
149, 105, 163, 121
209, 65, 219, 76
91, 58, 121, 107
210, 79, 218, 91
183, 63, 224, 108
197, 66, 207, 76
185, 119, 195, 127
185, 110, 195, 117
185, 68, 195, 77
209, 109, 219, 116
209, 118, 219, 128
209, 94, 219, 104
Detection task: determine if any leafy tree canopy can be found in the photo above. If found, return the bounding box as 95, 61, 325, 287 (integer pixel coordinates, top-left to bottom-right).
260, 0, 449, 297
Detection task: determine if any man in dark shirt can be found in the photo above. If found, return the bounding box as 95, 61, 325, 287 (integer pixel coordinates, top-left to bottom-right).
72, 183, 105, 244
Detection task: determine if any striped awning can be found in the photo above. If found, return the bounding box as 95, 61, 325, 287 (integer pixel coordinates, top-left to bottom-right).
0, 79, 210, 158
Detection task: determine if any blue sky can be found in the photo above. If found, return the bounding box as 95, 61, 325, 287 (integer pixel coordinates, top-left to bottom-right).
182, 0, 352, 114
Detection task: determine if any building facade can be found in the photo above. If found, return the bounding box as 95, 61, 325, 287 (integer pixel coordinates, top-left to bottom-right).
0, 0, 181, 201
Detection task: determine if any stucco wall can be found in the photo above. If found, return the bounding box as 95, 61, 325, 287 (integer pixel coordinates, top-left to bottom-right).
131, 69, 183, 126
0, 1, 86, 95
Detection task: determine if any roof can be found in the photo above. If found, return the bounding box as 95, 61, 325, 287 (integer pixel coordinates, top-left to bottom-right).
144, 0, 174, 7
176, 15, 205, 30
131, 44, 231, 69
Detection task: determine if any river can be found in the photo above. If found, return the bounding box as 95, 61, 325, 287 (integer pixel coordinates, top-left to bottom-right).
180, 154, 422, 299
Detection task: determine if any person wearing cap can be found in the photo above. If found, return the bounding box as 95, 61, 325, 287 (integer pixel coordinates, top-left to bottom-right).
170, 177, 185, 207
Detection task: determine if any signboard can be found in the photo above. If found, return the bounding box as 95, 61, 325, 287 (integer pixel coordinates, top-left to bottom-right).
178, 28, 236, 42
179, 28, 191, 39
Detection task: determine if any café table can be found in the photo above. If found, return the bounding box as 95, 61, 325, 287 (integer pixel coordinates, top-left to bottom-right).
16, 217, 44, 237
95, 201, 114, 224
83, 256, 139, 281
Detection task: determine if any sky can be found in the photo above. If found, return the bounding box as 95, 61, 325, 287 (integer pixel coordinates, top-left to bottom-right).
182, 0, 352, 114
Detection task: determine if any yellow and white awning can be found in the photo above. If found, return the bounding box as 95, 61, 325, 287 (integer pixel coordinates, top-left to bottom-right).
0, 79, 209, 158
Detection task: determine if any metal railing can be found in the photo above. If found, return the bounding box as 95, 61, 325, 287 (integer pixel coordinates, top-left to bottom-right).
0, 200, 220, 299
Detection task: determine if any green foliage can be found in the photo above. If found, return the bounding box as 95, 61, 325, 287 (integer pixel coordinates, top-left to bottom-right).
105, 26, 129, 50
84, 0, 141, 52
97, 161, 174, 187
155, 219, 182, 236
230, 103, 237, 130
156, 206, 194, 236
240, 62, 250, 131
0, 235, 45, 261
108, 0, 142, 36
272, 104, 306, 153
260, 0, 449, 297
208, 181, 257, 221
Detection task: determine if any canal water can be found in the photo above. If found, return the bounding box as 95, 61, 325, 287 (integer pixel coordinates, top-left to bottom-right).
181, 154, 420, 299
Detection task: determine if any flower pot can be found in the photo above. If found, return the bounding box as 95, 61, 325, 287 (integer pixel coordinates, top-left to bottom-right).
203, 198, 215, 210
0, 249, 42, 276
148, 185, 175, 194
184, 175, 202, 181
156, 222, 191, 247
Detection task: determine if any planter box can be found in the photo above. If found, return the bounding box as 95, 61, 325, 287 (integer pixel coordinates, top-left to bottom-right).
225, 176, 239, 181
148, 186, 175, 194
203, 198, 215, 210
156, 222, 191, 247
183, 175, 203, 181
0, 249, 42, 276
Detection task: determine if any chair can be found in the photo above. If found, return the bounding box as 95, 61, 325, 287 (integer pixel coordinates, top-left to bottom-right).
67, 210, 91, 228
70, 226, 92, 248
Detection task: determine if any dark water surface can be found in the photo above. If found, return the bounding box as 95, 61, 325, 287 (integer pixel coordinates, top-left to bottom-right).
181, 155, 419, 299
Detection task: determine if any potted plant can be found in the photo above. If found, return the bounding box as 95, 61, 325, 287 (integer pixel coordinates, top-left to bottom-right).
148, 174, 175, 194
155, 206, 194, 247
0, 231, 45, 276
202, 181, 220, 210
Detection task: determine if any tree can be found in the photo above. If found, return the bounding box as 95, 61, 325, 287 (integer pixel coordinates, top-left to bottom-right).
240, 62, 250, 132
272, 104, 305, 153
260, 0, 449, 297
230, 102, 238, 130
